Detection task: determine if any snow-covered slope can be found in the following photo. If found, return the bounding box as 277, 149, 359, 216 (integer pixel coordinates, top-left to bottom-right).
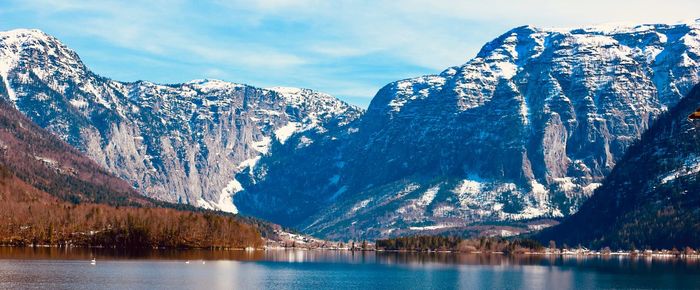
236, 20, 700, 239
0, 29, 362, 212
538, 83, 700, 249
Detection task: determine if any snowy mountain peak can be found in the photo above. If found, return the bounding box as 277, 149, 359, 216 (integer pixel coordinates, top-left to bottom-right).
268, 86, 338, 104
0, 28, 96, 105
268, 86, 306, 95
267, 86, 364, 126
379, 20, 700, 117
0, 28, 81, 66
541, 19, 700, 35
186, 78, 246, 92
236, 21, 700, 240
0, 28, 55, 43
0, 28, 363, 214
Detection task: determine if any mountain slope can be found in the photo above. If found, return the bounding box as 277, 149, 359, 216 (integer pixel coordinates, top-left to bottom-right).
0, 87, 265, 248
237, 20, 700, 239
0, 163, 263, 248
537, 83, 700, 249
0, 81, 151, 206
0, 29, 362, 212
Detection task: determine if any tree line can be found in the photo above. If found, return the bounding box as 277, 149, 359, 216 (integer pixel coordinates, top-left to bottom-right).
0, 165, 262, 249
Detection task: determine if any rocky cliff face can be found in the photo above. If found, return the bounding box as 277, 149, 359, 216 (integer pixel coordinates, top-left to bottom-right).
0, 84, 150, 207
0, 29, 362, 212
237, 21, 700, 239
538, 83, 700, 249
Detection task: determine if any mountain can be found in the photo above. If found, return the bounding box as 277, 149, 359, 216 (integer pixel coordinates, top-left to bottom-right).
0, 85, 270, 248
4, 21, 700, 241
0, 29, 362, 212
236, 20, 700, 239
537, 83, 700, 250
0, 82, 151, 206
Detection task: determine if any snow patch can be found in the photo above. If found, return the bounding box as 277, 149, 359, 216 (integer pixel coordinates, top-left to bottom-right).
238, 156, 261, 173
498, 229, 518, 237
417, 185, 440, 207
274, 122, 300, 144
267, 86, 303, 97
527, 223, 553, 231
553, 177, 576, 192
660, 155, 700, 184
409, 224, 456, 231
453, 178, 484, 196
388, 98, 407, 112
252, 137, 271, 154
530, 180, 547, 195
350, 198, 372, 213
34, 156, 56, 165
187, 79, 244, 92
297, 136, 313, 147
583, 182, 602, 194
215, 179, 242, 214
519, 97, 529, 125
69, 99, 88, 108
389, 184, 418, 202
197, 198, 215, 210
492, 61, 517, 79
432, 205, 455, 217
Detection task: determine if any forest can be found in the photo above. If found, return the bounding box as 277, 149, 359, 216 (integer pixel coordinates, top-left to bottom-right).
0, 96, 264, 249
0, 165, 262, 249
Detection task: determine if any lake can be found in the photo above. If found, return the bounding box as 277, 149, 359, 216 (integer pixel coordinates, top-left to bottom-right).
0, 248, 699, 289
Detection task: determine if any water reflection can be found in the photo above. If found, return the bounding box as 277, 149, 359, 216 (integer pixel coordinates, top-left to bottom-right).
1, 248, 700, 289
1, 247, 700, 269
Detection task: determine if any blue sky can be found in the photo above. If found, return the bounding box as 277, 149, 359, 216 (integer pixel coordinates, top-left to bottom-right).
1, 0, 699, 107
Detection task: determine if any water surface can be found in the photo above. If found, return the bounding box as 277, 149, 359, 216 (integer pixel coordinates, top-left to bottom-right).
0, 248, 698, 289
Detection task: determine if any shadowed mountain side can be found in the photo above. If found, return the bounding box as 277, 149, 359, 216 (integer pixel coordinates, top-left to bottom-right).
537, 84, 700, 249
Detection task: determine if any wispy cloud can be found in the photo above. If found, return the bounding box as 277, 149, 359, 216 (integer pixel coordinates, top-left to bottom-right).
1, 0, 698, 107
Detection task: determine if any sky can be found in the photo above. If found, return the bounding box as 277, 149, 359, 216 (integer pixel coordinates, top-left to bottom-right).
1, 0, 699, 107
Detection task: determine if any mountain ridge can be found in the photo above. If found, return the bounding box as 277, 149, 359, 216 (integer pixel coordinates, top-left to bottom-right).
236, 20, 700, 239
0, 28, 362, 212
4, 21, 700, 240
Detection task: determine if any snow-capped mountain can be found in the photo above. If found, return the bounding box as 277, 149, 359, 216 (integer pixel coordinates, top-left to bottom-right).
237, 20, 700, 239
0, 29, 362, 212
538, 83, 700, 249
4, 20, 700, 240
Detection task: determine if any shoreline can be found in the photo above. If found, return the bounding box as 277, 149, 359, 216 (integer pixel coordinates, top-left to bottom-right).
3, 244, 700, 260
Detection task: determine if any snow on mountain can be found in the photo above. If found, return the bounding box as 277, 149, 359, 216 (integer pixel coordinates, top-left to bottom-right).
538, 83, 700, 249
235, 20, 700, 240
4, 20, 700, 240
0, 28, 363, 212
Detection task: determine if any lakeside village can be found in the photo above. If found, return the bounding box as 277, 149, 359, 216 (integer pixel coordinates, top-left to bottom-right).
267, 231, 700, 259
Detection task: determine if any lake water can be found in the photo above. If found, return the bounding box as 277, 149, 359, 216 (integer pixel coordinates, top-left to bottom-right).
0, 248, 699, 289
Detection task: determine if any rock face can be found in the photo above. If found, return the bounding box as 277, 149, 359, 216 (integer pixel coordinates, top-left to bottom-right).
0, 85, 150, 206
538, 83, 700, 249
237, 21, 700, 239
0, 29, 362, 212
